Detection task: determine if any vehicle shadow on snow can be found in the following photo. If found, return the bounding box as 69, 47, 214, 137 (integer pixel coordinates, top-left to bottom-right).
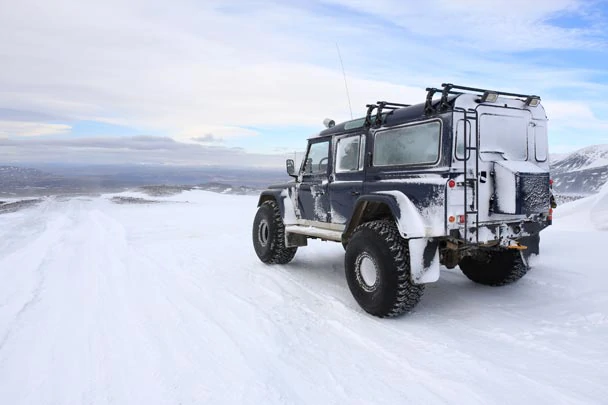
285, 249, 346, 285
411, 265, 553, 321
283, 247, 537, 320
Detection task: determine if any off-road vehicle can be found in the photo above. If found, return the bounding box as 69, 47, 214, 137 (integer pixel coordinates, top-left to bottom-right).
252, 83, 555, 317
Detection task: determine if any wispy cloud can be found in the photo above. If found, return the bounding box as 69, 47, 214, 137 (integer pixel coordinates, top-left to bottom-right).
0, 0, 606, 160
191, 134, 224, 143
0, 120, 71, 137
0, 135, 287, 167
324, 0, 607, 51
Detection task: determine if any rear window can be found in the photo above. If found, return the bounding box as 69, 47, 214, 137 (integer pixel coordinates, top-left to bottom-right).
373, 121, 441, 166
455, 119, 471, 160
479, 113, 528, 161
534, 122, 548, 162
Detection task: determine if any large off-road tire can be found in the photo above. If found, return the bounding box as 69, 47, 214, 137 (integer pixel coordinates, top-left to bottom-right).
459, 249, 529, 286
344, 220, 424, 318
252, 200, 297, 264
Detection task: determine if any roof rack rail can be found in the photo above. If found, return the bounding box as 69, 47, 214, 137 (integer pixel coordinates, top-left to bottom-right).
425, 83, 539, 115
364, 101, 411, 127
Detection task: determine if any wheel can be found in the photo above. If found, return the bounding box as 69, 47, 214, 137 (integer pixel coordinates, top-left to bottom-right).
252, 200, 297, 264
344, 220, 424, 317
459, 249, 529, 286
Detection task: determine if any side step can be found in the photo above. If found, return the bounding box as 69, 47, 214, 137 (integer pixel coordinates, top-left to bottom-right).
285, 225, 342, 242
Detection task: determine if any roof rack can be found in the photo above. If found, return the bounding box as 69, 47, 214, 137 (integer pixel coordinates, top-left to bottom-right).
425, 83, 539, 115
364, 101, 411, 127
357, 83, 539, 127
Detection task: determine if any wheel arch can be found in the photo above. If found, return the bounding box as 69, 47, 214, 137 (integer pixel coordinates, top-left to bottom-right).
258, 188, 300, 227
342, 196, 399, 244
258, 190, 280, 206
342, 192, 427, 244
257, 190, 286, 216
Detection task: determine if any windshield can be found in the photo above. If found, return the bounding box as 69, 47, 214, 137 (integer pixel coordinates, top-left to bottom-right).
479, 112, 529, 161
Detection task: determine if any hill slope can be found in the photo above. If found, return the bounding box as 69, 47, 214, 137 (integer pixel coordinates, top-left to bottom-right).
551, 144, 608, 195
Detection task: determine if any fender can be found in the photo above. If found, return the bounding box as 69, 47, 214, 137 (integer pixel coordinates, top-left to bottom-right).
344, 192, 427, 240
257, 188, 298, 226
344, 191, 439, 284
257, 190, 284, 210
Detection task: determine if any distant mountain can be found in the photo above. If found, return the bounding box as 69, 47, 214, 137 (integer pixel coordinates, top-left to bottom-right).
0, 166, 55, 182
550, 145, 608, 195
0, 164, 286, 197
0, 166, 82, 195
4, 146, 606, 198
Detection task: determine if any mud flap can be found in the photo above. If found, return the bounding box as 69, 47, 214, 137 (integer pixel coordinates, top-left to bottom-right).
408, 238, 440, 284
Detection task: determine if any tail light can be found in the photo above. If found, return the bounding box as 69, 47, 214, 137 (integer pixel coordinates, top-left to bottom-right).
448, 215, 466, 224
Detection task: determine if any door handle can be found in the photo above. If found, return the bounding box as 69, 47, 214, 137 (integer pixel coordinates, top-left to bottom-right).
351, 191, 360, 196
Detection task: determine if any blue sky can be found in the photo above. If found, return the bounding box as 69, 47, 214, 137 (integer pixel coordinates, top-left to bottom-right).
0, 0, 607, 166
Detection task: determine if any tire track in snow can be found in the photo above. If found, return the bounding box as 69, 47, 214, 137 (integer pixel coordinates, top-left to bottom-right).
0, 200, 76, 354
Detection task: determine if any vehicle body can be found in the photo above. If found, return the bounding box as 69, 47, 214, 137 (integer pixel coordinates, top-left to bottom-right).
252, 83, 555, 317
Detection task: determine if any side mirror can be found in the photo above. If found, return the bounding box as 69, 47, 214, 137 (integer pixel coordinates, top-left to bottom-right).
286, 159, 297, 178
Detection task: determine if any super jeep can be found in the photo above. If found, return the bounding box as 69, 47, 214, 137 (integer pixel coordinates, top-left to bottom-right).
252, 83, 555, 318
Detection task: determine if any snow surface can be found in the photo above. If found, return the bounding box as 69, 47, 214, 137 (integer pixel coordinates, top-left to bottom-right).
1, 190, 607, 404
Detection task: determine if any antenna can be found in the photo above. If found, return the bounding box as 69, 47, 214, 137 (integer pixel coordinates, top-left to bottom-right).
336, 43, 353, 119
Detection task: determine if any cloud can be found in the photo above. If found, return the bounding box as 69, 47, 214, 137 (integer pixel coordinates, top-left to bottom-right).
0, 136, 288, 167
0, 0, 605, 155
324, 0, 606, 52
0, 120, 71, 137
0, 108, 64, 122
176, 126, 259, 143
191, 133, 224, 143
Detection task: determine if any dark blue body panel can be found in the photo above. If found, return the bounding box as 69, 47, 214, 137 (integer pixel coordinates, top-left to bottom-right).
291, 109, 454, 229
329, 170, 365, 224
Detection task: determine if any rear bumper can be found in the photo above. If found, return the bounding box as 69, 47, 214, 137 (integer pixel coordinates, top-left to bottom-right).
450, 219, 549, 244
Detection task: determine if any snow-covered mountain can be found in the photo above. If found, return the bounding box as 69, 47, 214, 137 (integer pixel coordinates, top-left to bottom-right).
0, 165, 282, 197
0, 189, 606, 404
0, 165, 57, 183
0, 165, 90, 196
550, 144, 608, 195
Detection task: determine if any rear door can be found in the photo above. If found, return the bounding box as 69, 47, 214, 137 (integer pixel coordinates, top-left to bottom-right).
329, 134, 366, 224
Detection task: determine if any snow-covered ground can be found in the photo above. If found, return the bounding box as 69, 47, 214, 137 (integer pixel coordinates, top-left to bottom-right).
0, 189, 607, 404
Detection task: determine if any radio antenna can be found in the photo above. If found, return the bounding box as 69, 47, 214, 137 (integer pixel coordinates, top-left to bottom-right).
336, 43, 353, 119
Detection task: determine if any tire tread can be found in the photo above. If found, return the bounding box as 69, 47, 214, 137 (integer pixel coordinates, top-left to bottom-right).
350, 220, 424, 317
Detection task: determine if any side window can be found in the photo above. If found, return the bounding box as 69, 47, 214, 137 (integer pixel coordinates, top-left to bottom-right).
335, 135, 361, 172
534, 123, 548, 162
302, 140, 330, 175
455, 119, 471, 160
373, 121, 441, 166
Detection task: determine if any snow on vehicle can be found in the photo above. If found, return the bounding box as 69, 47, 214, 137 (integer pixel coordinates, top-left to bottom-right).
252, 83, 555, 318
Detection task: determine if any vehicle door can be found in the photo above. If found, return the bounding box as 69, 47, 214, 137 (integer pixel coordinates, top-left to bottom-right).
329, 133, 366, 224
297, 137, 331, 222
